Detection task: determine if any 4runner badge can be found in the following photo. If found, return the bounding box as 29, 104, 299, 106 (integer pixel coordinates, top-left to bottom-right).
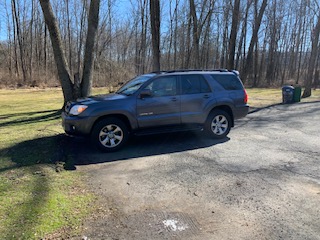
140, 112, 154, 116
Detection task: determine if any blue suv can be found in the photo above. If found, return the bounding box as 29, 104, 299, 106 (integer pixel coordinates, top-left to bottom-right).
62, 70, 249, 152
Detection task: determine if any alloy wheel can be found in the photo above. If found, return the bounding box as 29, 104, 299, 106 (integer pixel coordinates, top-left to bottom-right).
99, 124, 124, 148
211, 115, 228, 135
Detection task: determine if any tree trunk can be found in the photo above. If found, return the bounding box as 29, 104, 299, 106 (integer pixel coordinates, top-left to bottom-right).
189, 0, 200, 68
242, 0, 267, 83
4, 0, 13, 79
302, 14, 320, 98
39, 0, 100, 103
12, 0, 27, 83
220, 4, 230, 68
44, 24, 48, 84
189, 0, 213, 69
184, 13, 192, 68
77, 0, 86, 75
266, 0, 280, 85
236, 0, 251, 70
30, 0, 35, 82
66, 0, 73, 76
150, 0, 161, 71
227, 0, 240, 70
39, 0, 73, 103
81, 0, 100, 97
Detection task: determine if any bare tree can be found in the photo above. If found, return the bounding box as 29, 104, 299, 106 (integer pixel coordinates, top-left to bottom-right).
39, 0, 100, 103
133, 0, 149, 74
302, 12, 320, 98
80, 0, 100, 97
39, 0, 73, 101
265, 0, 282, 85
242, 0, 267, 83
12, 0, 27, 83
150, 0, 161, 71
189, 0, 214, 69
227, 0, 240, 69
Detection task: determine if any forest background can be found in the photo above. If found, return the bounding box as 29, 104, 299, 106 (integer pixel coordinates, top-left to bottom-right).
0, 0, 319, 97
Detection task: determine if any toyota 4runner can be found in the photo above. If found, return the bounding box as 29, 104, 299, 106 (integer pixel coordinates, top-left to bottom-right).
62, 70, 249, 152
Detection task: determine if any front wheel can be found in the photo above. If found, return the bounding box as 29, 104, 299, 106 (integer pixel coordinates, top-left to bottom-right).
205, 110, 231, 139
91, 117, 129, 152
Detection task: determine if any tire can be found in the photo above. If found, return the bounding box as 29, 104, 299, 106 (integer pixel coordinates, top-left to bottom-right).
205, 110, 231, 139
91, 117, 129, 152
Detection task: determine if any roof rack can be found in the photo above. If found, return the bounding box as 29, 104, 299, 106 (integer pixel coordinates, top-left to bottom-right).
150, 69, 239, 75
150, 71, 168, 74
164, 69, 226, 73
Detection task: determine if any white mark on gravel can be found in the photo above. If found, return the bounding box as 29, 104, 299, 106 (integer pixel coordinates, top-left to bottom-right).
163, 219, 188, 231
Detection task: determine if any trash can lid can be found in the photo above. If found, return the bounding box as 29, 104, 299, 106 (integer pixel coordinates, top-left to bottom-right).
282, 85, 294, 90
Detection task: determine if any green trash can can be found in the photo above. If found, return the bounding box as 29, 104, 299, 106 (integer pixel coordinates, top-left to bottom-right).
293, 86, 301, 102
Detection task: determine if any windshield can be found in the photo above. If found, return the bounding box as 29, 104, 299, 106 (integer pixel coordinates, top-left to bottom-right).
116, 74, 156, 96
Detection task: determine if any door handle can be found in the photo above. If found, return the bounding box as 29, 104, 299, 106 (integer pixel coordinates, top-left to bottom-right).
171, 97, 177, 101
203, 94, 210, 99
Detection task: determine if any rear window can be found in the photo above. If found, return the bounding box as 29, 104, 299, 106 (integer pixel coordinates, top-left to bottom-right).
211, 74, 243, 90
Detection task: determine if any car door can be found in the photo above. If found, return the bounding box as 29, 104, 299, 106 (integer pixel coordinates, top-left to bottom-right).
136, 76, 181, 128
179, 74, 213, 124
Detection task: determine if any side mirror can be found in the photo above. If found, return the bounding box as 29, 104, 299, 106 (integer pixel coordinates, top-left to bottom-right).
139, 89, 153, 99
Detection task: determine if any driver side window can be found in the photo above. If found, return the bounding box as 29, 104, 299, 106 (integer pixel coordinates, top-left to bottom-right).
144, 76, 177, 97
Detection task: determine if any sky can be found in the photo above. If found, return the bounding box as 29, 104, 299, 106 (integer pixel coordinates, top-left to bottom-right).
0, 0, 179, 42
0, 1, 8, 41
0, 0, 131, 42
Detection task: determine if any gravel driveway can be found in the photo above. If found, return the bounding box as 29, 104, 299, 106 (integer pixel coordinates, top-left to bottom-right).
75, 102, 320, 240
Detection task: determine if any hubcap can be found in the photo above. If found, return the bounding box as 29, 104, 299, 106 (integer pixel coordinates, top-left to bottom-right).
99, 124, 124, 148
211, 115, 228, 135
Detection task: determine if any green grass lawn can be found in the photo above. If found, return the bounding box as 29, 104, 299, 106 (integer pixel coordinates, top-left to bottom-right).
0, 88, 110, 239
0, 87, 319, 239
246, 88, 320, 108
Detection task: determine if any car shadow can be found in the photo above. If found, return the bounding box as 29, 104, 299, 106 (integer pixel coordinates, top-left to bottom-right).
69, 131, 229, 166
1, 132, 229, 171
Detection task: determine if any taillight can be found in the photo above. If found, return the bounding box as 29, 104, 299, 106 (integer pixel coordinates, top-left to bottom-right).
244, 89, 248, 104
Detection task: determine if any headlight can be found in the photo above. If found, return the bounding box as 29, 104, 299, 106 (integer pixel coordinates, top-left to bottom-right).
69, 105, 88, 115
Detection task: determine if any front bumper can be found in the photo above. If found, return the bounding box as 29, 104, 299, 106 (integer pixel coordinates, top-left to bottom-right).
61, 112, 96, 136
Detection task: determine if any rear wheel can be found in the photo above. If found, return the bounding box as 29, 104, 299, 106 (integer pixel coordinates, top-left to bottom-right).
205, 110, 231, 138
91, 117, 129, 152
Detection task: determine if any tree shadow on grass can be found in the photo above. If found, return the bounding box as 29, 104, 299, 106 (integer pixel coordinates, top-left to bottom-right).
0, 109, 61, 128
0, 134, 64, 239
0, 135, 64, 172
0, 108, 64, 175
1, 168, 51, 239
0, 109, 64, 237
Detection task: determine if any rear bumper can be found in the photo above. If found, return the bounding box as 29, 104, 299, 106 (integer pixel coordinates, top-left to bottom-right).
61, 112, 96, 136
233, 104, 249, 119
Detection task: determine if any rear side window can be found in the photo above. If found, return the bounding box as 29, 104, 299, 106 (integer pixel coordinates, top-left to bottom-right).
211, 74, 243, 90
180, 75, 211, 94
